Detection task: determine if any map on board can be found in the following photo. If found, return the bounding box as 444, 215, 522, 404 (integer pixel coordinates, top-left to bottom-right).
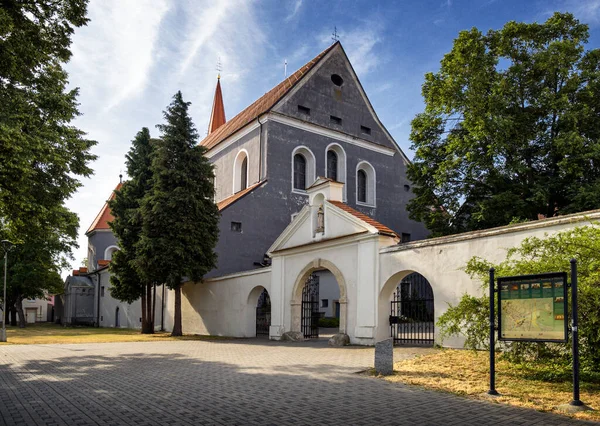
498, 274, 567, 342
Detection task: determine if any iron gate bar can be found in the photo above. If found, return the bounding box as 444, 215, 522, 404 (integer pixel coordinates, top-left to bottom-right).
389, 272, 434, 346
256, 289, 271, 336
301, 274, 320, 339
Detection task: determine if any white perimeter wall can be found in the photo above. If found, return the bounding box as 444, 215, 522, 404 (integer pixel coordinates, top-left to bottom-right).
378, 212, 600, 347
180, 268, 271, 337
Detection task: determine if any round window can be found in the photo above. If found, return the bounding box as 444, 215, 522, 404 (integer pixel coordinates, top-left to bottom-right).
331, 74, 344, 86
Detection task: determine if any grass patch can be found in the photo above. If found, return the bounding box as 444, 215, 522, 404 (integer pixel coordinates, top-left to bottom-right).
0, 323, 234, 345
385, 349, 599, 422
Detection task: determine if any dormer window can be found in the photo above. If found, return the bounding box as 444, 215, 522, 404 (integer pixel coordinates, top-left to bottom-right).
360, 125, 371, 135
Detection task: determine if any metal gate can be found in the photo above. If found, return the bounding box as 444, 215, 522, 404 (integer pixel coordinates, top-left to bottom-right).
256, 289, 271, 337
301, 274, 320, 339
390, 272, 434, 345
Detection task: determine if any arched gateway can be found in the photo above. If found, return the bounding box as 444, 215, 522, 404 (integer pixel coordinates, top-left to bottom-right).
290, 259, 348, 338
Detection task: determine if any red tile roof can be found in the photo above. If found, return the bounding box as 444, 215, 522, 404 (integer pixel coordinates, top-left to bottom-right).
208, 77, 226, 134
86, 183, 123, 235
328, 201, 398, 237
199, 42, 339, 151
97, 259, 111, 267
217, 181, 266, 211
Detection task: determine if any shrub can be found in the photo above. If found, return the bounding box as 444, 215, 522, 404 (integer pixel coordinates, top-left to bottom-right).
318, 317, 339, 328
437, 224, 600, 373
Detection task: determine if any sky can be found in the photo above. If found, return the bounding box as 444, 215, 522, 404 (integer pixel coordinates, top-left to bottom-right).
64, 0, 600, 273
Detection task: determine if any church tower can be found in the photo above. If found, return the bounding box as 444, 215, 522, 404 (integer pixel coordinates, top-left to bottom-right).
208, 75, 226, 134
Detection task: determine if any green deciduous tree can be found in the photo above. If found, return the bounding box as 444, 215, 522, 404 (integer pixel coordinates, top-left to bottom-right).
438, 225, 600, 373
137, 92, 219, 336
109, 128, 156, 333
408, 13, 600, 237
0, 0, 96, 325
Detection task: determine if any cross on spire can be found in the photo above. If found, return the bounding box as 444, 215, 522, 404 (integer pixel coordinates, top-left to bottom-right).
216, 57, 222, 79
332, 26, 339, 43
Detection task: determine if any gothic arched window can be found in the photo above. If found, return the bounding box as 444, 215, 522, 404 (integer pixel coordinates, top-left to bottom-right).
293, 154, 307, 190
357, 169, 367, 203
356, 161, 376, 206
327, 150, 338, 181
240, 157, 248, 190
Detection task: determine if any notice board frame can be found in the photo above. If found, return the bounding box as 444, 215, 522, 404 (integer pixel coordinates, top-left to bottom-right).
497, 272, 568, 343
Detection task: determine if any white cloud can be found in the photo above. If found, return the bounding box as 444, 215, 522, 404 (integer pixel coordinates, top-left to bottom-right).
69, 0, 171, 112
541, 0, 600, 26
285, 0, 303, 22
339, 26, 383, 76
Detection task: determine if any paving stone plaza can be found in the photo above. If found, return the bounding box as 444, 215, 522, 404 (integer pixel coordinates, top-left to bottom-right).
0, 339, 595, 425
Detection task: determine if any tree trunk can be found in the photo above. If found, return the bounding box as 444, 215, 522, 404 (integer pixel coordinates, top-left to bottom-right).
152, 283, 157, 332
171, 283, 182, 336
15, 298, 25, 328
10, 308, 17, 326
140, 285, 148, 333
142, 283, 154, 334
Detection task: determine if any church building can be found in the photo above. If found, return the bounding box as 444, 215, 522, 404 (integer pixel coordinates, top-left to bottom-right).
63, 41, 596, 347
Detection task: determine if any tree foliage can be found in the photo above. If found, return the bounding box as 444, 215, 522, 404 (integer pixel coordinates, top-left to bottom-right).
137, 92, 219, 336
408, 13, 600, 237
0, 0, 96, 325
108, 128, 156, 333
438, 224, 600, 373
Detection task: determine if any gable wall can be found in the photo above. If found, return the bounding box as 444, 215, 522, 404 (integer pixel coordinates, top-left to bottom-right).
273, 47, 396, 151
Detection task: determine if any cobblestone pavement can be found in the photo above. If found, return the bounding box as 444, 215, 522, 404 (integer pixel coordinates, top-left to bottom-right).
0, 339, 595, 425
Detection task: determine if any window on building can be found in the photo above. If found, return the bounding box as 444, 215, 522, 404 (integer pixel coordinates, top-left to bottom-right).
293, 153, 307, 190
356, 161, 376, 206
357, 170, 367, 203
298, 105, 311, 115
331, 74, 344, 86
234, 150, 249, 193
326, 150, 338, 181
330, 115, 342, 125
101, 286, 105, 297
240, 157, 248, 190
401, 233, 411, 243
321, 299, 329, 308
404, 184, 410, 192
231, 222, 242, 232
360, 125, 371, 135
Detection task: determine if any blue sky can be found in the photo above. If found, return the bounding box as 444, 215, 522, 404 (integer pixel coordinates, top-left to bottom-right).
64, 0, 600, 271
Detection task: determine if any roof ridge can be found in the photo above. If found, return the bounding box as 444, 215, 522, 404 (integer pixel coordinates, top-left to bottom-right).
200, 42, 339, 151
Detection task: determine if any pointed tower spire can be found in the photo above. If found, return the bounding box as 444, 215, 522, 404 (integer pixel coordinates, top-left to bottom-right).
208, 60, 226, 134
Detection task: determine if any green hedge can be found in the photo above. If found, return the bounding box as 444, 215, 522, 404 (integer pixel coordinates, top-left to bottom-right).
318, 317, 340, 328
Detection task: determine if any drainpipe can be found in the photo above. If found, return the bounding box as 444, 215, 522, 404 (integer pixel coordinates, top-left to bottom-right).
257, 113, 266, 181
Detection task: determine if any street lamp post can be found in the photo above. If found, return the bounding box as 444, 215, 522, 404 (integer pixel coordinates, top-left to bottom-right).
1, 240, 15, 342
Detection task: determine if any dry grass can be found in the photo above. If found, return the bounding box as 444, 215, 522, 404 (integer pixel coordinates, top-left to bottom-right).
0, 323, 233, 345
383, 349, 599, 422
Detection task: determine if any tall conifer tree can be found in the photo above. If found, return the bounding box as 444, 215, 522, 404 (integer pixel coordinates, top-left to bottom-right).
109, 128, 156, 333
138, 92, 219, 336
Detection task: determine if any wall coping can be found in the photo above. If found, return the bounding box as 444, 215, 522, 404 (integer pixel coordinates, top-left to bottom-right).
205, 267, 272, 282
381, 209, 600, 254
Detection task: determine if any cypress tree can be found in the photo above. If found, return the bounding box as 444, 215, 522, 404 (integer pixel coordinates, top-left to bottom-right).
108, 128, 155, 333
138, 92, 219, 336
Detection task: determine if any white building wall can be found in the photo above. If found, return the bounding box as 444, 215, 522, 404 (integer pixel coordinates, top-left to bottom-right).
180, 268, 271, 337
313, 270, 339, 317
377, 213, 600, 347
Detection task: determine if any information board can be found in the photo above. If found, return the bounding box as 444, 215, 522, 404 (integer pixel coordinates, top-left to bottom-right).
497, 272, 568, 342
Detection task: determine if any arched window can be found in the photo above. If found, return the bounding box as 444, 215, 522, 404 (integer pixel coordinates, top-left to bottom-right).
327, 150, 338, 181
357, 170, 367, 203
240, 157, 248, 190
233, 150, 249, 193
356, 161, 376, 206
293, 154, 306, 190
104, 245, 119, 261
